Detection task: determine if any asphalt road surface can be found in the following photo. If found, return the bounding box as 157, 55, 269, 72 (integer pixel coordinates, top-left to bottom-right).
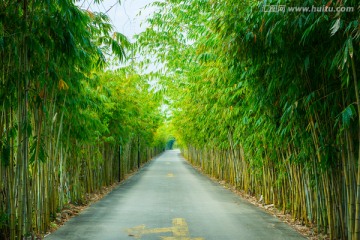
46, 150, 305, 240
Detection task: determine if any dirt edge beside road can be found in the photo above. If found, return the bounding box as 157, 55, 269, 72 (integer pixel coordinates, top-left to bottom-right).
42, 159, 154, 239
188, 162, 329, 240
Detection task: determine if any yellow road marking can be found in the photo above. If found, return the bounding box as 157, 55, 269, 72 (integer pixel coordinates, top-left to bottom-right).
127, 218, 204, 240
167, 173, 174, 177
161, 237, 204, 240
127, 224, 172, 236
171, 218, 188, 236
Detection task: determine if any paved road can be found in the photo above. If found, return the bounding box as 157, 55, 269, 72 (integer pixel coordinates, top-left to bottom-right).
46, 150, 305, 240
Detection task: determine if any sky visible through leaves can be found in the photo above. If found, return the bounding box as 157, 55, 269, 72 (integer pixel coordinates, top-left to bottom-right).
78, 0, 157, 41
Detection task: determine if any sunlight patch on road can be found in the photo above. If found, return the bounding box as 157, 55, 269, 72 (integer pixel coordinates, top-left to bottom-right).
127, 218, 204, 240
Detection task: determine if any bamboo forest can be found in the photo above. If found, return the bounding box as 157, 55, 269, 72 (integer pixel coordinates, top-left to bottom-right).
0, 0, 359, 239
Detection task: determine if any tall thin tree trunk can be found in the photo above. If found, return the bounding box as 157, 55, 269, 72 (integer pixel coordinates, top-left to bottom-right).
351, 47, 360, 240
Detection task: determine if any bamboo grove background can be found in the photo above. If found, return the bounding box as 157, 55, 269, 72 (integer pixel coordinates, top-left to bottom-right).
0, 1, 168, 239
137, 0, 360, 239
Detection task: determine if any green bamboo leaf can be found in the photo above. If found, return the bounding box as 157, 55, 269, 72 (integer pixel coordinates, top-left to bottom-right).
304, 56, 310, 72
330, 18, 340, 36
337, 104, 357, 128
347, 39, 354, 58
